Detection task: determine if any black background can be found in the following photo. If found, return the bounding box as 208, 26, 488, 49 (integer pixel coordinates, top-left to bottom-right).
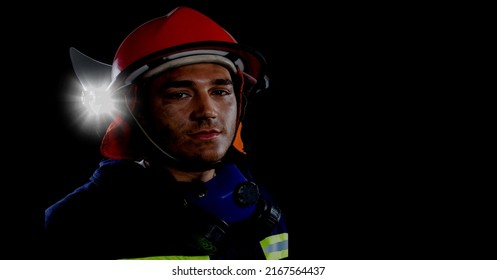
2, 1, 494, 260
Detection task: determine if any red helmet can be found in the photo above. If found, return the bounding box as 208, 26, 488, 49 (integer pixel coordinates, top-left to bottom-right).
101, 6, 267, 160
109, 6, 267, 92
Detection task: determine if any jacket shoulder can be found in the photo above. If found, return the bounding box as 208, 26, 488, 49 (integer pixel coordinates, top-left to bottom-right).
89, 159, 148, 187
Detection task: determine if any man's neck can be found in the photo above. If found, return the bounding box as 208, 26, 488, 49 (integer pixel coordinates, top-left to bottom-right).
165, 166, 216, 182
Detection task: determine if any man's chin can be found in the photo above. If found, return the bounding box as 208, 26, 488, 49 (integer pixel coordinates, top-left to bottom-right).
149, 145, 227, 171
168, 152, 224, 171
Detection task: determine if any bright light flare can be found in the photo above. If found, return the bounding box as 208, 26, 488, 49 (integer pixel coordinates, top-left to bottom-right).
62, 76, 119, 139
63, 47, 119, 138
81, 88, 118, 116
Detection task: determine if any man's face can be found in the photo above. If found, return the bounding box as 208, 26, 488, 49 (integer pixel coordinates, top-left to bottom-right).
144, 63, 238, 165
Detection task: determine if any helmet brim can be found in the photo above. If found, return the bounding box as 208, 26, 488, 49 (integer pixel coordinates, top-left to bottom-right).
109, 41, 268, 95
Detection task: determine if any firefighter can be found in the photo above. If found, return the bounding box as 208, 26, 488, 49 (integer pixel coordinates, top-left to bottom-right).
45, 6, 288, 260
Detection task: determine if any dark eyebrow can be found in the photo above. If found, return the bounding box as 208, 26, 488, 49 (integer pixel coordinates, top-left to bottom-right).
212, 79, 233, 86
159, 80, 193, 90
159, 79, 233, 90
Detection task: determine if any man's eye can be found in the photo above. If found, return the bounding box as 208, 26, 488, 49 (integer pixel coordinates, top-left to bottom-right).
212, 89, 232, 96
164, 92, 190, 99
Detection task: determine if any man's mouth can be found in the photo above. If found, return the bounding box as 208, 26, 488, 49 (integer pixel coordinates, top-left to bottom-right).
190, 129, 221, 140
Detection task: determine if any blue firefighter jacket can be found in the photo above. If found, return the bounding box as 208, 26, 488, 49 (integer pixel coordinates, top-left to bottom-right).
45, 158, 288, 260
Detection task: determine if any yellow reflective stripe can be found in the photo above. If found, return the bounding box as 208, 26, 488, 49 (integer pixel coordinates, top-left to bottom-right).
265, 249, 289, 260
121, 255, 210, 260
260, 233, 288, 248
260, 233, 289, 260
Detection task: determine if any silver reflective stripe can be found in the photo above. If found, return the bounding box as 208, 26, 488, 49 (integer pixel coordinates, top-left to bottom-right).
260, 233, 289, 260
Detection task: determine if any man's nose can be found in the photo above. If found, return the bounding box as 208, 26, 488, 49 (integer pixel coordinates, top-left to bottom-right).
192, 92, 217, 119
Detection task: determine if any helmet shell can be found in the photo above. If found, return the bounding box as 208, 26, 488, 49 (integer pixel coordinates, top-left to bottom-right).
110, 6, 266, 91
